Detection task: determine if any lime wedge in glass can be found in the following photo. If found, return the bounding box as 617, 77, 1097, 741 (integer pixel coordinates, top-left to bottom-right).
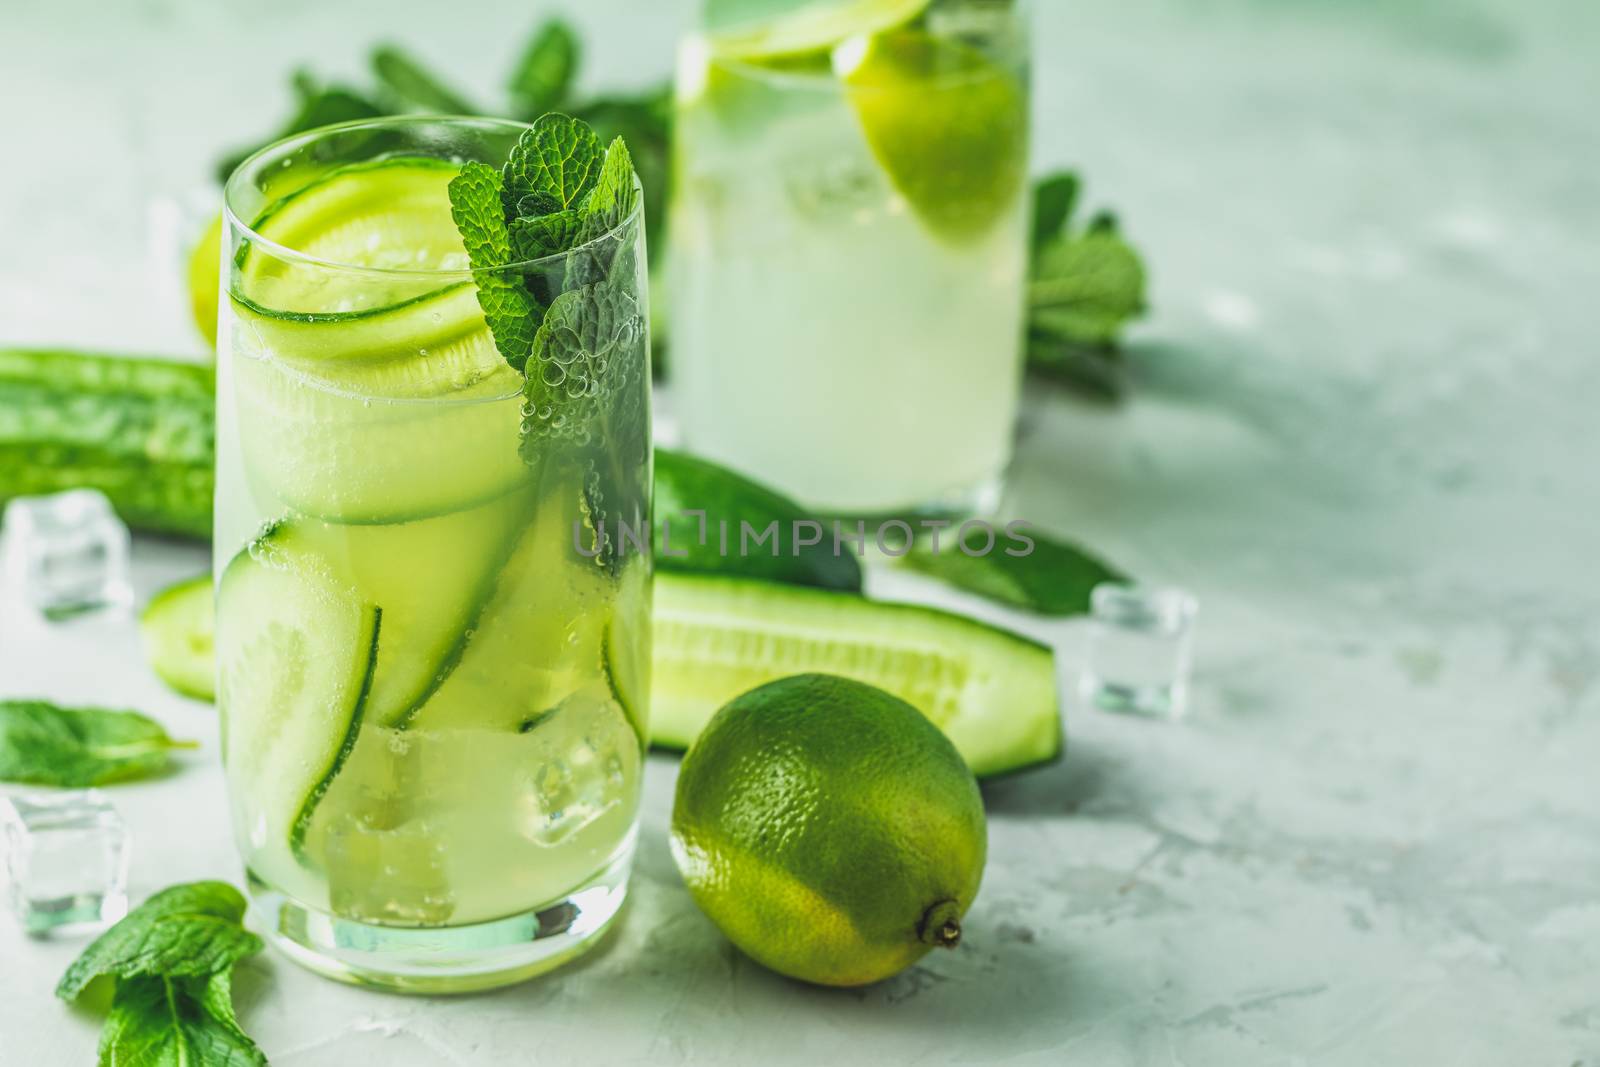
706, 0, 931, 61
836, 28, 1028, 244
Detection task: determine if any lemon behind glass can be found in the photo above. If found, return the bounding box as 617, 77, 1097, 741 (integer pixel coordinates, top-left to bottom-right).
670, 673, 987, 987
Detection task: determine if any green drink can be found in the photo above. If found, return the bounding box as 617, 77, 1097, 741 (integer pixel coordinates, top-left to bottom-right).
670, 0, 1031, 516
215, 117, 652, 992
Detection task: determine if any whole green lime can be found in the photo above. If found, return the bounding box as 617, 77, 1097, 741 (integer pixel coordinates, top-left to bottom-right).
670, 673, 987, 986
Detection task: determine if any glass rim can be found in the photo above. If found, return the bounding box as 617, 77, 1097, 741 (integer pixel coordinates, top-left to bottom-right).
686, 5, 1030, 94
222, 114, 644, 280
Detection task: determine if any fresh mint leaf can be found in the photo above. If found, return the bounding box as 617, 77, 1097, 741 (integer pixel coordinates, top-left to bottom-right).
99, 973, 266, 1067
580, 138, 640, 233
448, 161, 541, 370
57, 881, 261, 1001
503, 113, 605, 215
567, 138, 640, 288
1030, 214, 1146, 348
1031, 172, 1079, 251
901, 531, 1126, 616
509, 20, 580, 119
509, 209, 584, 263
0, 700, 195, 787
371, 45, 477, 114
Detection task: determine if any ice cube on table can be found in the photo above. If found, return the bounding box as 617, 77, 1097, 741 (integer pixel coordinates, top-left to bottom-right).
1, 791, 130, 936
1081, 583, 1199, 720
1, 489, 132, 620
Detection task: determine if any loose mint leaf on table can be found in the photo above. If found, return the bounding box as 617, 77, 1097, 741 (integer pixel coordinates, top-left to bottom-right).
901, 532, 1127, 616
0, 700, 195, 787
503, 113, 605, 215
448, 161, 542, 371
509, 19, 581, 119
57, 881, 261, 1000
100, 972, 266, 1067
61, 882, 267, 1067
370, 44, 478, 114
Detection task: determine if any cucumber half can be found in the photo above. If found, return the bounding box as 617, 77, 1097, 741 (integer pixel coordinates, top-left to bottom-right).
140, 575, 215, 700
650, 572, 1061, 777
216, 526, 381, 865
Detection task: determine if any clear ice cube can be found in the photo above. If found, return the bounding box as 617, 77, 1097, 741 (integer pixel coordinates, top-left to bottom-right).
325, 814, 456, 927
519, 692, 631, 848
1, 791, 130, 936
1081, 583, 1199, 720
784, 156, 884, 225
2, 489, 132, 620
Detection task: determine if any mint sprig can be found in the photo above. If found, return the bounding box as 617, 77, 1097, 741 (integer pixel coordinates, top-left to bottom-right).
58, 881, 267, 1067
1026, 172, 1148, 399
447, 114, 634, 372
0, 700, 195, 787
503, 113, 605, 214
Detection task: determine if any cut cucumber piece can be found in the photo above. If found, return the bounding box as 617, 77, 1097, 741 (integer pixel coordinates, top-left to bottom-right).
650, 572, 1060, 776
280, 489, 535, 729
403, 483, 611, 733
238, 157, 468, 313
603, 555, 652, 747
232, 350, 525, 525
216, 526, 381, 865
226, 158, 528, 523
140, 575, 215, 701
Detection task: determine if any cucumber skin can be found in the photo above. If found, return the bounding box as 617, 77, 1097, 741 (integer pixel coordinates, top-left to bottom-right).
0, 349, 214, 539
649, 573, 1062, 778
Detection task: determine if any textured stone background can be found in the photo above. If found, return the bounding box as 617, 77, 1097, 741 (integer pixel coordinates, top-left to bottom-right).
2, 0, 1597, 1063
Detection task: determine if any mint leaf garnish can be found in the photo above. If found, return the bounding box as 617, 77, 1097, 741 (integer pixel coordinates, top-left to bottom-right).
62, 882, 267, 1067
509, 209, 583, 263
581, 138, 640, 234
503, 113, 605, 214
0, 700, 195, 787
57, 882, 260, 1000
448, 161, 541, 370
100, 973, 266, 1067
901, 532, 1126, 616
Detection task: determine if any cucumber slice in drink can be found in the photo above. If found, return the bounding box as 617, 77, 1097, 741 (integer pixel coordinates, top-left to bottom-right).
283, 489, 535, 729
238, 157, 468, 307
216, 525, 381, 866
228, 161, 526, 523
140, 575, 215, 701
403, 483, 611, 734
650, 573, 1060, 777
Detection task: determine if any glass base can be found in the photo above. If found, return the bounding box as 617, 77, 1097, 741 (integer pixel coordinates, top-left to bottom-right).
245, 841, 634, 994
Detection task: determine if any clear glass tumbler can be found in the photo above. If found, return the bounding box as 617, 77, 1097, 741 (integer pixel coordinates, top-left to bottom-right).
669, 1, 1031, 517
216, 117, 652, 992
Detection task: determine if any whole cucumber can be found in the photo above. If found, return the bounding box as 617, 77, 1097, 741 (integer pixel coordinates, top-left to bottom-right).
0, 349, 214, 539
